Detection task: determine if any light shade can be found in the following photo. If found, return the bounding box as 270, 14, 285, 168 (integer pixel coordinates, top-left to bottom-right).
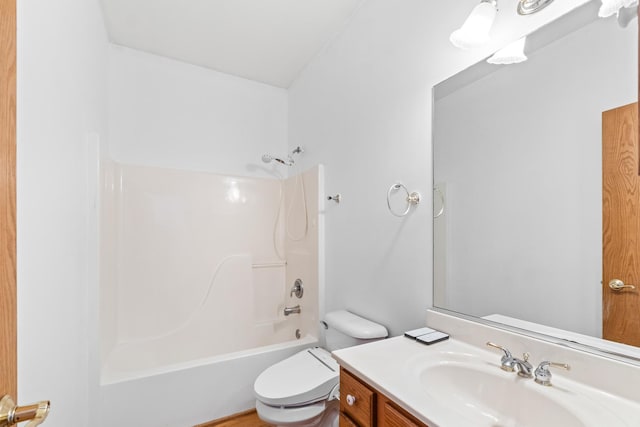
599, 0, 637, 18
450, 1, 498, 49
487, 37, 528, 65
618, 4, 638, 27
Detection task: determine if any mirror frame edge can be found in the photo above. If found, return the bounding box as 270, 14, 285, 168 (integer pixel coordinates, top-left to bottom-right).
429, 307, 640, 366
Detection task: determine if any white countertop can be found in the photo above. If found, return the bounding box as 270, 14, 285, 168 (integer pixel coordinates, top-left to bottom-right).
332, 335, 640, 427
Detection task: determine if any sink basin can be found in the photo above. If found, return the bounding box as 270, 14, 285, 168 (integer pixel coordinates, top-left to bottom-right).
419, 362, 585, 427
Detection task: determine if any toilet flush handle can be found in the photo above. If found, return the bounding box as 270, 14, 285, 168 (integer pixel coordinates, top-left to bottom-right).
346, 394, 356, 406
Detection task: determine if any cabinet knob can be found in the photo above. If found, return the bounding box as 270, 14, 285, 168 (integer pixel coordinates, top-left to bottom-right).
346, 394, 356, 406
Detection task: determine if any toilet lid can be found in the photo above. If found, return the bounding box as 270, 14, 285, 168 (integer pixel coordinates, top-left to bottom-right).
254, 348, 339, 406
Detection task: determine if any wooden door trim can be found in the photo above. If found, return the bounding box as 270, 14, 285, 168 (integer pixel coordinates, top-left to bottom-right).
0, 0, 17, 398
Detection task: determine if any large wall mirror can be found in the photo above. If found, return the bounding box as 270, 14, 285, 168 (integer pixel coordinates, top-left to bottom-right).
433, 0, 640, 360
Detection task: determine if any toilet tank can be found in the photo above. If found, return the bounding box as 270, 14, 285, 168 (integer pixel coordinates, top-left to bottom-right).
323, 310, 388, 351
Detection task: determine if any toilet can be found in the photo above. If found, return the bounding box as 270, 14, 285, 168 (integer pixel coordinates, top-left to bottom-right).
253, 310, 388, 427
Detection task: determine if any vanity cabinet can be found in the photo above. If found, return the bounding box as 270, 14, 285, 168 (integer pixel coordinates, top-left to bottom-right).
339, 368, 429, 427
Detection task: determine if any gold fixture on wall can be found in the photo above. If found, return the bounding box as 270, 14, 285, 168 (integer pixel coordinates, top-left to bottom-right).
0, 395, 50, 427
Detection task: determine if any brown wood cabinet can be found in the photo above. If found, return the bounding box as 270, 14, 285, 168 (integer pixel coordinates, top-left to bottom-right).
339, 368, 429, 427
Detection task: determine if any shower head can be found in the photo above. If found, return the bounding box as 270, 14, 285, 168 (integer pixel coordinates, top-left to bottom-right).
261, 147, 303, 167
262, 154, 292, 166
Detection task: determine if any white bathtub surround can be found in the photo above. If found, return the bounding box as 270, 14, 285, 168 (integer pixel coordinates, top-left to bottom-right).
99, 161, 323, 425
333, 310, 640, 426
283, 166, 323, 341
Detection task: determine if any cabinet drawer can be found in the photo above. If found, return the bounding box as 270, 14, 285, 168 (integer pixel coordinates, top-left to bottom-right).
340, 368, 375, 427
382, 402, 422, 427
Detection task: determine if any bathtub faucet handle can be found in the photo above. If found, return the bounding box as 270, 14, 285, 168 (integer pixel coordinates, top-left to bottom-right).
290, 279, 304, 299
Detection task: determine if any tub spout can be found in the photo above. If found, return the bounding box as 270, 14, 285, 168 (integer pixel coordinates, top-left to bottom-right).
284, 305, 301, 316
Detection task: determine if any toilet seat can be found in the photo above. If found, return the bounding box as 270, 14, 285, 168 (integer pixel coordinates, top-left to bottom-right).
254, 348, 339, 407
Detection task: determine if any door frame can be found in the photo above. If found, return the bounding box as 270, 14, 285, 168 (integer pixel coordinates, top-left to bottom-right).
0, 0, 17, 399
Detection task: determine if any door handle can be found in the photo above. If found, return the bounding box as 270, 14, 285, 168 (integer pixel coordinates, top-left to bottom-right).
608, 279, 637, 291
0, 395, 49, 427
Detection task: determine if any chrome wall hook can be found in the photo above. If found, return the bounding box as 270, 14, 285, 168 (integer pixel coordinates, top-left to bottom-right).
327, 194, 341, 204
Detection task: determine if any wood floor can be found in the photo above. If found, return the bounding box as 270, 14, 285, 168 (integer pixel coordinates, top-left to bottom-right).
195, 409, 273, 427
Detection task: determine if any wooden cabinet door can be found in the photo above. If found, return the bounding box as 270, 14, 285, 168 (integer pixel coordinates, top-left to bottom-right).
340, 368, 375, 427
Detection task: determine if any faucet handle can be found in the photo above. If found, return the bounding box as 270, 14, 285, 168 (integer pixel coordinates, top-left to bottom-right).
290, 279, 304, 299
486, 342, 515, 372
486, 342, 512, 357
534, 361, 571, 386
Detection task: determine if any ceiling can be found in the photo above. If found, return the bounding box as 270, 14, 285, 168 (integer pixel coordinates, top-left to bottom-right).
100, 0, 366, 88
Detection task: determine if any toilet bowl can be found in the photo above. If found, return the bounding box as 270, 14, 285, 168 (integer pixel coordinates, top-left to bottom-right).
253, 310, 387, 427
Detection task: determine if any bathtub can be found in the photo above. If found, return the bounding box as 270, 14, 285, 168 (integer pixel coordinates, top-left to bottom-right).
98, 334, 318, 426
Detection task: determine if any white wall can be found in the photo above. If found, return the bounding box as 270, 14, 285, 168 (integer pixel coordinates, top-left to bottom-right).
288, 0, 593, 336
108, 45, 289, 178
17, 0, 108, 426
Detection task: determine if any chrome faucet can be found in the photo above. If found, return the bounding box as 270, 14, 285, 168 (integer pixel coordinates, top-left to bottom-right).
486, 342, 533, 378
511, 353, 533, 378
284, 305, 301, 316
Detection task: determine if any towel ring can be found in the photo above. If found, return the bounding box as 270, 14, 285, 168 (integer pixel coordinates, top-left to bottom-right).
387, 183, 421, 217
433, 187, 445, 219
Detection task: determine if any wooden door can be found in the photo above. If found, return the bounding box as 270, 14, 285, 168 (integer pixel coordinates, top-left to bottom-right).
0, 0, 17, 400
603, 102, 640, 346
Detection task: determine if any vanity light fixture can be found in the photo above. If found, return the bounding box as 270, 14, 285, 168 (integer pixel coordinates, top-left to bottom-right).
487, 36, 528, 64
598, 0, 637, 18
450, 0, 498, 49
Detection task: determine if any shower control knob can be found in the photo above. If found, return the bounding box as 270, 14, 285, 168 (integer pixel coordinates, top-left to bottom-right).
290, 279, 304, 299
346, 394, 356, 406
